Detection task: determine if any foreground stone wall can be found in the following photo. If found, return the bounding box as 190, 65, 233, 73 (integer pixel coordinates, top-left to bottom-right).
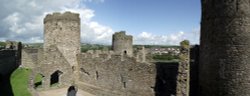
200, 0, 250, 95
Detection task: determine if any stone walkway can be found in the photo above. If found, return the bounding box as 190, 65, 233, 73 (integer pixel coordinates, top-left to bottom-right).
38, 87, 95, 96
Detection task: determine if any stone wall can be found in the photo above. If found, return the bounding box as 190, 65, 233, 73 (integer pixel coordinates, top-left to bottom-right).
77, 53, 156, 96
44, 11, 80, 66
200, 0, 250, 95
21, 48, 39, 69
0, 43, 21, 96
176, 40, 190, 96
112, 31, 133, 57
36, 45, 74, 89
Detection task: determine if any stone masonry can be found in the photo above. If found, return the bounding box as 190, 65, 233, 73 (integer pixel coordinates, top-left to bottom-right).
176, 40, 190, 96
200, 0, 250, 96
44, 12, 81, 66
112, 31, 133, 57
35, 12, 81, 89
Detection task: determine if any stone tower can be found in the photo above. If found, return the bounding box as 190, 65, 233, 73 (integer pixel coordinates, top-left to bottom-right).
112, 31, 133, 57
200, 0, 250, 95
41, 12, 80, 88
44, 11, 80, 66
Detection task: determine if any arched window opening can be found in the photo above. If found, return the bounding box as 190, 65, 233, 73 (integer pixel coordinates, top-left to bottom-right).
50, 70, 63, 86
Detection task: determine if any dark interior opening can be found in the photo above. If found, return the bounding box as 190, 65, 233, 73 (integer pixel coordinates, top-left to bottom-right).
50, 70, 63, 86
123, 82, 126, 88
124, 50, 127, 54
154, 62, 179, 96
67, 86, 77, 96
96, 71, 99, 80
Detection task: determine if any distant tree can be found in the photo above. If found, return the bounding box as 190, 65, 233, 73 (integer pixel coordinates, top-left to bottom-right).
0, 42, 6, 47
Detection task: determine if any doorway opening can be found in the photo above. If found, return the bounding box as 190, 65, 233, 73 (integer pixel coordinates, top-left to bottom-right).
50, 70, 63, 86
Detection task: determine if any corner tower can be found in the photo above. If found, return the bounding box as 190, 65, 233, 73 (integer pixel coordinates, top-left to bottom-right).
44, 12, 80, 66
200, 0, 250, 95
112, 31, 133, 57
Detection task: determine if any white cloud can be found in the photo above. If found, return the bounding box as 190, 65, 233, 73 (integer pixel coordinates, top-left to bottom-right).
0, 0, 112, 44
61, 7, 114, 44
134, 29, 199, 45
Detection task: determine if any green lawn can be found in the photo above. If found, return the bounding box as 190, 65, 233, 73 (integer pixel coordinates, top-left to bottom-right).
11, 68, 32, 96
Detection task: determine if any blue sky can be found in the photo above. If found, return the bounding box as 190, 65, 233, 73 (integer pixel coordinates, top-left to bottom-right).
86, 0, 200, 35
0, 0, 201, 45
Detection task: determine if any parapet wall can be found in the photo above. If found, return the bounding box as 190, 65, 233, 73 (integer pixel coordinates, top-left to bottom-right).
77, 53, 156, 96
44, 12, 80, 24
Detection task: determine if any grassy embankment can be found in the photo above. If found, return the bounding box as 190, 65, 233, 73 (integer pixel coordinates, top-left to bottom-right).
11, 68, 43, 96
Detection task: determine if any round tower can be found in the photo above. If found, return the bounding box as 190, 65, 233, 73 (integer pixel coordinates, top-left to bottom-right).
200, 0, 250, 95
44, 11, 80, 66
112, 31, 133, 57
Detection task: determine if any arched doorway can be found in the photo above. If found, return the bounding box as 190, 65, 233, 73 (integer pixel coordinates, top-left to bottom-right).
67, 85, 77, 96
50, 70, 63, 86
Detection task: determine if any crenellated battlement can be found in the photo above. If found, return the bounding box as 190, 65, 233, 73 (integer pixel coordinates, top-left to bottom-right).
44, 11, 80, 24
112, 31, 133, 40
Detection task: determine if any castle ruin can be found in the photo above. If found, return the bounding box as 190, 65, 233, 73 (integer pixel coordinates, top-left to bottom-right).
21, 12, 164, 96
4, 0, 250, 95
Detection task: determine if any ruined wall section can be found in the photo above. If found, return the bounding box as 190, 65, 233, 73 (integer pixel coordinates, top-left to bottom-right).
44, 12, 80, 66
77, 53, 156, 96
21, 48, 38, 69
37, 45, 74, 89
200, 0, 250, 95
112, 31, 133, 57
176, 40, 190, 96
37, 11, 80, 89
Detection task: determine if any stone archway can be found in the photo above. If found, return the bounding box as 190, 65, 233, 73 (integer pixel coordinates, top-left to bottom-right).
50, 70, 63, 86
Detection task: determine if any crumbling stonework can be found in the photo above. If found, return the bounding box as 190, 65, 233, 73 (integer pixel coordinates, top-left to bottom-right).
112, 31, 133, 57
200, 0, 250, 95
176, 40, 190, 96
